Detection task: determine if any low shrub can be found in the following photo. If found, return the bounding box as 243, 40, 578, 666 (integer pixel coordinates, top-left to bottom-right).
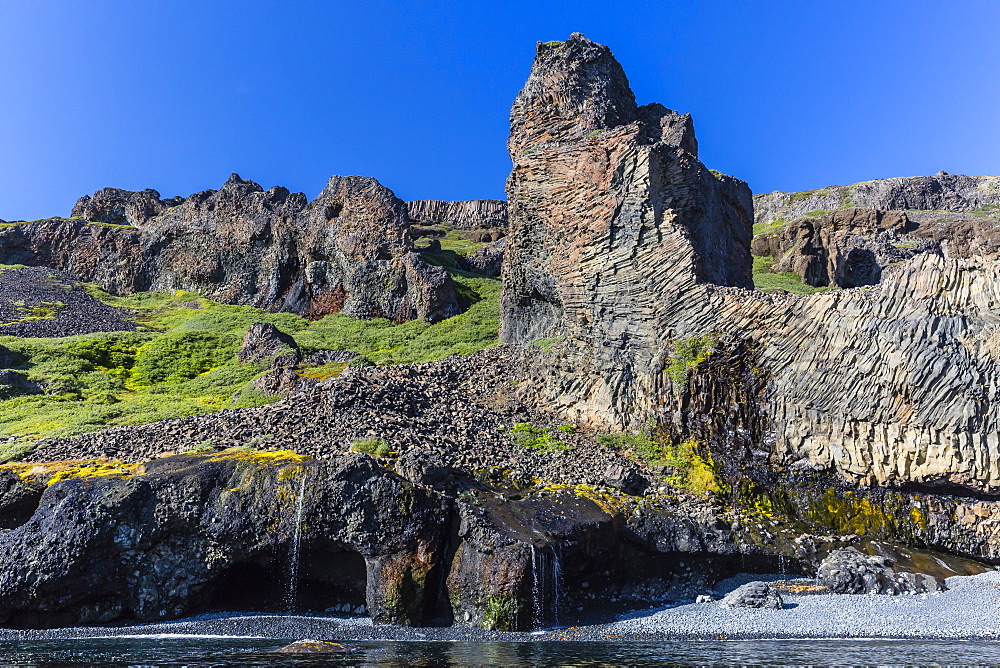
350, 438, 395, 457
510, 422, 572, 453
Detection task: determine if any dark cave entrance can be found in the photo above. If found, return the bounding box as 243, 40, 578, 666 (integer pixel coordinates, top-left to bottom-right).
202, 547, 368, 615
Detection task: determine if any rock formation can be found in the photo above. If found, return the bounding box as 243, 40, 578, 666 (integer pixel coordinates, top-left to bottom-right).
500, 33, 754, 354
499, 34, 1000, 503
406, 199, 507, 230
750, 208, 938, 288
754, 172, 1000, 226
0, 175, 461, 323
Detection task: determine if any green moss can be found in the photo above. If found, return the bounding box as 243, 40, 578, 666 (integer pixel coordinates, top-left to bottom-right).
350, 438, 395, 457
543, 40, 564, 47
752, 255, 830, 295
510, 422, 572, 453
752, 219, 788, 236
483, 594, 520, 631
666, 334, 716, 387
803, 209, 829, 218
597, 432, 722, 494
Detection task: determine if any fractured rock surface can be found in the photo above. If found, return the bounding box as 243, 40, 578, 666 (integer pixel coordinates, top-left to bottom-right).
406, 199, 508, 230
0, 175, 461, 323
498, 34, 1000, 497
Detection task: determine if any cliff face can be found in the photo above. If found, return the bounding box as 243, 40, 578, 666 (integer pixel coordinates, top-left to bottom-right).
500, 34, 754, 348
406, 199, 508, 230
500, 35, 1000, 498
754, 172, 1000, 226
0, 175, 461, 322
750, 208, 936, 288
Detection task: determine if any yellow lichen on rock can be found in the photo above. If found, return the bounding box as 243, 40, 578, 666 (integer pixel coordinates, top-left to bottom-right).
0, 460, 144, 485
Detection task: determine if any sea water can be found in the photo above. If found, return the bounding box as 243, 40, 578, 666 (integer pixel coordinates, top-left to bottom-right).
3, 637, 1000, 666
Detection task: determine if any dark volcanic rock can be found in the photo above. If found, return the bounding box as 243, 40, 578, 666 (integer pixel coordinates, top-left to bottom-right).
720, 581, 783, 609
751, 208, 938, 288
0, 267, 137, 337
817, 547, 946, 595
754, 173, 1000, 226
238, 323, 300, 367
500, 33, 753, 348
406, 200, 508, 230
0, 453, 452, 628
0, 175, 461, 323
462, 238, 505, 277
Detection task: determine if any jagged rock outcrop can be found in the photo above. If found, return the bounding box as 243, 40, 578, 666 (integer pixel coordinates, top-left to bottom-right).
0, 175, 461, 323
720, 581, 783, 609
500, 35, 1000, 505
406, 200, 507, 230
462, 238, 506, 277
817, 548, 945, 595
500, 33, 753, 352
238, 322, 300, 367
750, 208, 938, 288
754, 172, 1000, 226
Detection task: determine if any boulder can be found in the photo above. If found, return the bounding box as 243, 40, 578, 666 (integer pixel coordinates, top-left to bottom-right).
603, 462, 648, 496
817, 547, 946, 595
720, 581, 783, 609
238, 322, 300, 367
463, 238, 505, 277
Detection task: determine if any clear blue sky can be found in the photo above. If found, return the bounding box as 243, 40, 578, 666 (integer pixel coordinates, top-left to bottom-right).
2, 0, 998, 221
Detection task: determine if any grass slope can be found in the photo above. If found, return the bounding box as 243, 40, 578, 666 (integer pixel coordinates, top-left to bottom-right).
0, 271, 499, 458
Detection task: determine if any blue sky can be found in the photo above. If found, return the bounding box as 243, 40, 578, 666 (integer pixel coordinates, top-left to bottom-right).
1, 0, 998, 221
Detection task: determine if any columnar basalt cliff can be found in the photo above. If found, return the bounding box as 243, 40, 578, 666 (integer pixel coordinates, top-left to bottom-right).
0, 174, 461, 322
500, 33, 753, 356
406, 199, 508, 230
500, 34, 1000, 500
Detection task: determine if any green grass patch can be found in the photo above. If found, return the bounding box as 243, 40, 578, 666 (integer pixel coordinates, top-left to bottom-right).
666, 335, 716, 387
510, 422, 572, 453
752, 255, 830, 295
596, 432, 722, 493
350, 437, 395, 457
0, 269, 501, 455
752, 219, 788, 237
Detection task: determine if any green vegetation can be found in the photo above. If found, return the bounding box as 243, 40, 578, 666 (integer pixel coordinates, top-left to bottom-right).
1, 301, 65, 326
970, 204, 1000, 219
350, 438, 395, 457
530, 336, 563, 352
752, 218, 787, 236
666, 334, 716, 387
483, 595, 520, 631
751, 255, 830, 295
556, 424, 577, 434
596, 431, 722, 493
803, 209, 828, 218
543, 40, 564, 47
510, 422, 572, 453
0, 266, 502, 456
0, 264, 28, 272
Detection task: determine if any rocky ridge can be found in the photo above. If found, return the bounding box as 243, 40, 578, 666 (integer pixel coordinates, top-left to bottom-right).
0, 174, 460, 323
753, 172, 1000, 226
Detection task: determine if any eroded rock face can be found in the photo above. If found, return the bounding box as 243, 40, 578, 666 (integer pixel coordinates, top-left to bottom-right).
406, 200, 508, 230
750, 208, 937, 288
499, 34, 1000, 500
817, 548, 945, 595
754, 172, 1000, 226
0, 175, 461, 323
0, 453, 452, 628
500, 33, 753, 414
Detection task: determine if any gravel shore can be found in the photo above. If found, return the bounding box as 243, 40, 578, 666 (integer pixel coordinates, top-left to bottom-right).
3, 571, 999, 643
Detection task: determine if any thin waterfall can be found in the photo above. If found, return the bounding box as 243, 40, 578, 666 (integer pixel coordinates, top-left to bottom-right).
529, 542, 564, 629
284, 469, 309, 612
